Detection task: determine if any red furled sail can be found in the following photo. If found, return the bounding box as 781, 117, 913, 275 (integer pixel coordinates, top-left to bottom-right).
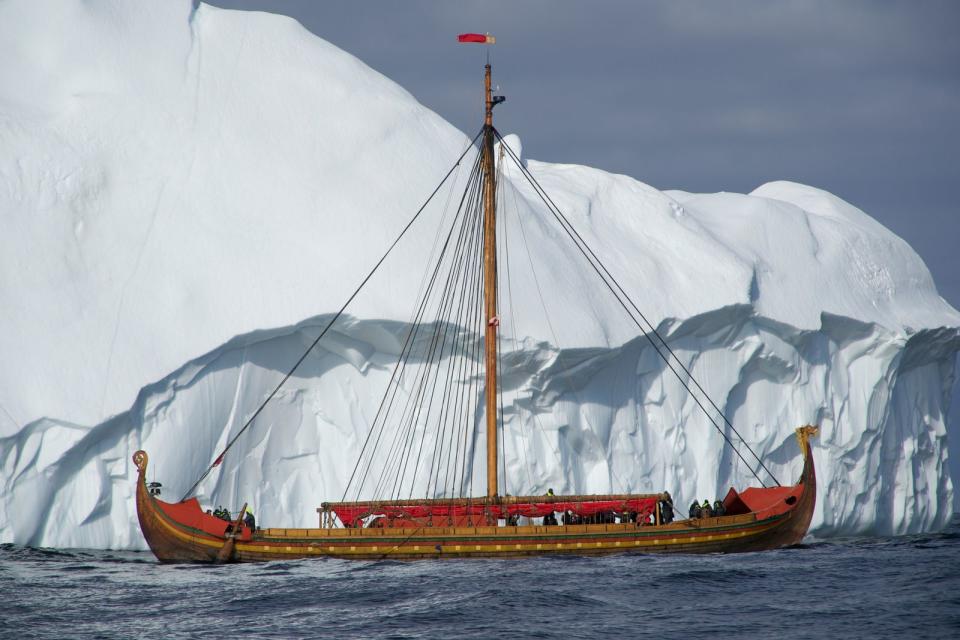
458, 33, 496, 44
333, 497, 656, 528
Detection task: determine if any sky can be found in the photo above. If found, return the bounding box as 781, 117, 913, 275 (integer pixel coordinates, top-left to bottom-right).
206, 1, 960, 493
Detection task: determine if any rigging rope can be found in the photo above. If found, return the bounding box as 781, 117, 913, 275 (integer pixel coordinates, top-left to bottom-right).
493, 128, 781, 488
181, 107, 785, 508
503, 164, 629, 492
180, 129, 485, 502
449, 207, 486, 498
495, 142, 509, 496
345, 149, 485, 502
192, 116, 783, 505
390, 187, 484, 499
499, 160, 572, 488
498, 160, 535, 491
343, 140, 493, 502
424, 196, 486, 499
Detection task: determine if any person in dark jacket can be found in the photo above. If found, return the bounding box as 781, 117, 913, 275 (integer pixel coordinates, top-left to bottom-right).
701, 499, 713, 518
659, 493, 675, 524
713, 499, 726, 517
689, 500, 702, 519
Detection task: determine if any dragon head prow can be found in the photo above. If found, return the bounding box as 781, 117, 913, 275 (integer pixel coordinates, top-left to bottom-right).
795, 425, 819, 450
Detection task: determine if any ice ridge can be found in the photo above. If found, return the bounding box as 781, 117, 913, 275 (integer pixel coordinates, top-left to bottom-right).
1, 310, 956, 549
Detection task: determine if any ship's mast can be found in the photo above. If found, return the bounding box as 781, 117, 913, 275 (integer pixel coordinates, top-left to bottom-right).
482, 63, 499, 499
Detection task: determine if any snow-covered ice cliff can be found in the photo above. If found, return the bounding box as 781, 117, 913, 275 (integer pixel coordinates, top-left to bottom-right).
1, 0, 958, 549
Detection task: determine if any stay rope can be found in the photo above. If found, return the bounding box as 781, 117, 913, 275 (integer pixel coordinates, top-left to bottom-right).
180, 129, 485, 502
493, 128, 781, 488
345, 147, 486, 503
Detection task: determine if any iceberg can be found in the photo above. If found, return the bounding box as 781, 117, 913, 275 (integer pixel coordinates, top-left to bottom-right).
1, 0, 958, 549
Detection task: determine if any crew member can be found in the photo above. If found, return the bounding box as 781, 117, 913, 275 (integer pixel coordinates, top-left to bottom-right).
701, 499, 713, 518
659, 493, 675, 524
541, 488, 557, 524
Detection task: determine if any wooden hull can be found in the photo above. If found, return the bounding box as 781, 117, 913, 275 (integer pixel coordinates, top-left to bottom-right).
133, 428, 817, 562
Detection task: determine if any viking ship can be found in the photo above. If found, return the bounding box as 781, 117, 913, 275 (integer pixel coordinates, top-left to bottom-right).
134, 35, 818, 562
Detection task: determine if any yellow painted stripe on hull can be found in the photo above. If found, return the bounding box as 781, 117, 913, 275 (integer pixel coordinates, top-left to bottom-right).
232, 523, 778, 558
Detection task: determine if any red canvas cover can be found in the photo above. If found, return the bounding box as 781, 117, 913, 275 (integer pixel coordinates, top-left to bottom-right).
724, 484, 802, 520
157, 498, 253, 540
334, 498, 656, 528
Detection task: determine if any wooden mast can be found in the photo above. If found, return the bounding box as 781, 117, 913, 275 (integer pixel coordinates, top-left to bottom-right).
482, 63, 499, 499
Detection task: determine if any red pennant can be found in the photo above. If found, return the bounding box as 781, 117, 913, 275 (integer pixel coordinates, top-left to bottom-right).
458, 33, 496, 44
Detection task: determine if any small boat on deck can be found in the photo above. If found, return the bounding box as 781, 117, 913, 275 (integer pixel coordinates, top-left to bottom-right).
134, 35, 818, 563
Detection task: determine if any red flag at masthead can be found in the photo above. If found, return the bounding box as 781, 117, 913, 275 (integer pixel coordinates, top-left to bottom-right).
458, 33, 496, 44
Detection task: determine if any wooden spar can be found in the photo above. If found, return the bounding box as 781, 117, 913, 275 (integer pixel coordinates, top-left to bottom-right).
482, 63, 499, 499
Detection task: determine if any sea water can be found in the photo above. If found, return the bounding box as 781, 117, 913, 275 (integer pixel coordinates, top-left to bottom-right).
2, 517, 958, 639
